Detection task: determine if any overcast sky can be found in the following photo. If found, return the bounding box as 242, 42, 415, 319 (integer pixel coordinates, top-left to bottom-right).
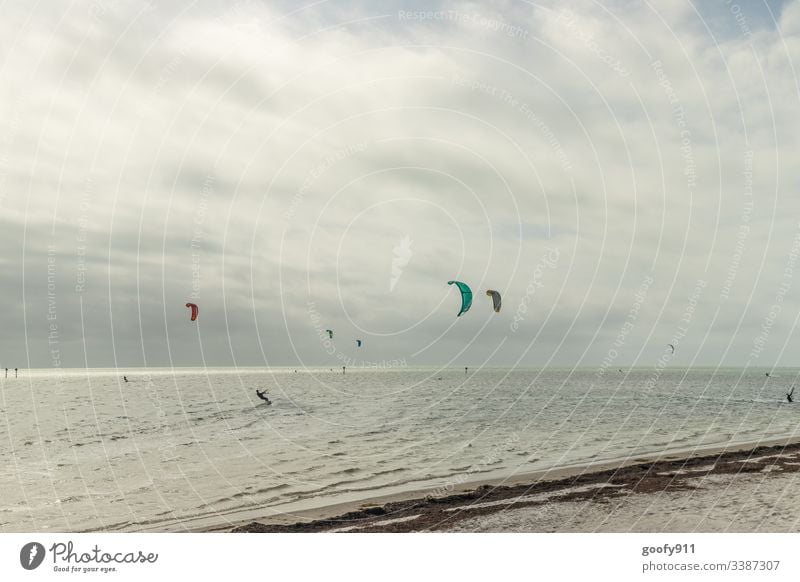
1, 0, 799, 370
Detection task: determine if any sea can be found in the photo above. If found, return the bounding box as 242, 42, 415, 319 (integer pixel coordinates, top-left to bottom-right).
1, 367, 798, 532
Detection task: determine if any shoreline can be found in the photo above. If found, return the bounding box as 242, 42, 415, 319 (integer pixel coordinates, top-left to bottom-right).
197, 434, 800, 533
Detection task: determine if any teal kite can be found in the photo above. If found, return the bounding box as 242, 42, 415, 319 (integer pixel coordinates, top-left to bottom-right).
326, 330, 334, 339
356, 339, 362, 347
447, 281, 473, 317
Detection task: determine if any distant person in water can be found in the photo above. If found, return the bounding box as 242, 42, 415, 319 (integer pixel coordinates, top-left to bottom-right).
123, 376, 129, 383
787, 387, 795, 403
14, 368, 17, 378
255, 390, 271, 403
465, 367, 468, 375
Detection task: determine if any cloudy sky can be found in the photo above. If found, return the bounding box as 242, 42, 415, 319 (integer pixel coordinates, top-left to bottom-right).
1, 0, 798, 369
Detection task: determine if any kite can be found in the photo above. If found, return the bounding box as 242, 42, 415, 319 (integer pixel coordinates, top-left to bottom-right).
186, 303, 199, 321
485, 290, 502, 313
447, 281, 473, 317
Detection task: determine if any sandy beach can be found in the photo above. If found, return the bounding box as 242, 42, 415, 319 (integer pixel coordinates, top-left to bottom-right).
225, 437, 800, 533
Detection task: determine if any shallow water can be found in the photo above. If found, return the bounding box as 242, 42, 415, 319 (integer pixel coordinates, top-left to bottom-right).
1, 367, 797, 531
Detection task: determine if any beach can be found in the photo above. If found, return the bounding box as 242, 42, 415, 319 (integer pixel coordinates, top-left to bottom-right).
226, 437, 800, 533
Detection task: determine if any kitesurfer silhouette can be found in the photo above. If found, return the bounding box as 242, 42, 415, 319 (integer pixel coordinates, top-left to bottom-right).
787, 387, 795, 403
256, 390, 271, 404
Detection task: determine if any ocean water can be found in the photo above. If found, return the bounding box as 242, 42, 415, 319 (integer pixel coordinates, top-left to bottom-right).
1, 367, 798, 532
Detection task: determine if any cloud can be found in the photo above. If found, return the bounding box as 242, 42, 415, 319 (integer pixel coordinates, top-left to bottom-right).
1, 1, 799, 369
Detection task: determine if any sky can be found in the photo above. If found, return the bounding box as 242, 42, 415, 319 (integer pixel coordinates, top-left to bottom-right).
1, 0, 799, 370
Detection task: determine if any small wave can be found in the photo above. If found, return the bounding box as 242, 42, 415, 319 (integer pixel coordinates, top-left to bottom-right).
371, 467, 406, 477
234, 418, 263, 430
289, 464, 326, 474
294, 469, 478, 501
224, 483, 291, 501
71, 440, 100, 448
360, 429, 388, 437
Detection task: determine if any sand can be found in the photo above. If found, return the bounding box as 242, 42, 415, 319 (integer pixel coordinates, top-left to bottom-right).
447, 471, 800, 532
224, 437, 800, 533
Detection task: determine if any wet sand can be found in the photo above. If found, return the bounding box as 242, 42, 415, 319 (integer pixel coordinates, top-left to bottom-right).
220, 436, 800, 533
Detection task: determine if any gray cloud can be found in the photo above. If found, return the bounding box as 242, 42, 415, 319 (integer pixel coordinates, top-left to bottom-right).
1, 1, 800, 370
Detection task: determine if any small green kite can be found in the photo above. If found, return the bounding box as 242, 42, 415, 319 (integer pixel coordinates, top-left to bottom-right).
448, 280, 473, 317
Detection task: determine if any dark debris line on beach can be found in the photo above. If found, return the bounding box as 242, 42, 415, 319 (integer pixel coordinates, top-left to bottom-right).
229, 443, 800, 533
